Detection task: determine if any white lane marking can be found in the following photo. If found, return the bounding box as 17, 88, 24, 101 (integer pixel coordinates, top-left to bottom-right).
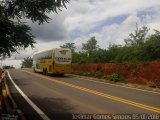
7, 71, 50, 120
75, 76, 160, 95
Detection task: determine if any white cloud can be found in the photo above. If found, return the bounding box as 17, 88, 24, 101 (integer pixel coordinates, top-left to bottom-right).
26, 12, 68, 42
147, 21, 160, 32
64, 0, 160, 32
2, 59, 21, 68
72, 14, 142, 49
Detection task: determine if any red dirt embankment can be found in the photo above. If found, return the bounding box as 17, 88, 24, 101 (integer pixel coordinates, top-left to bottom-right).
72, 61, 160, 85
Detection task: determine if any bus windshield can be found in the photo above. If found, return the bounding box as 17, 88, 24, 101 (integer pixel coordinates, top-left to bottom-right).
54, 48, 72, 64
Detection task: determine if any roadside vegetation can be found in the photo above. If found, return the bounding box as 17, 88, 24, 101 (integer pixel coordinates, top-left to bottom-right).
2, 65, 15, 69
106, 73, 126, 83
61, 25, 160, 64
74, 71, 127, 83
21, 57, 33, 68
20, 24, 160, 88
60, 24, 160, 88
147, 81, 158, 88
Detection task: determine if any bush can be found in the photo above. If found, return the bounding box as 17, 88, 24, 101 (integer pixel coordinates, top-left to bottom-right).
87, 72, 95, 77
74, 71, 104, 79
94, 71, 104, 78
107, 73, 125, 82
147, 81, 157, 88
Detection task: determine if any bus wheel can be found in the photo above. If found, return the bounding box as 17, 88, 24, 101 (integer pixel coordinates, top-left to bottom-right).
59, 73, 64, 76
43, 69, 46, 75
45, 69, 48, 76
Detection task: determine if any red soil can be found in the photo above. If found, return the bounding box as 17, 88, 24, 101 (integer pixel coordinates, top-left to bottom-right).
72, 61, 160, 85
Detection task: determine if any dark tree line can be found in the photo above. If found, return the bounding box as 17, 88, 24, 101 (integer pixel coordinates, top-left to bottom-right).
21, 57, 33, 68
60, 25, 160, 64
22, 25, 160, 68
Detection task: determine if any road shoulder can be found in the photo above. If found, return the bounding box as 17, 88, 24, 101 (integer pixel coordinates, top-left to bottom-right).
68, 74, 160, 94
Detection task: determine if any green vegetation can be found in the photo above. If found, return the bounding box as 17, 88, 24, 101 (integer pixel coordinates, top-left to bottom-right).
0, 0, 69, 57
60, 43, 76, 53
61, 25, 160, 64
82, 36, 99, 54
107, 73, 125, 82
74, 71, 104, 79
147, 81, 157, 88
61, 24, 159, 86
74, 71, 127, 83
124, 24, 149, 46
2, 65, 15, 69
21, 57, 33, 68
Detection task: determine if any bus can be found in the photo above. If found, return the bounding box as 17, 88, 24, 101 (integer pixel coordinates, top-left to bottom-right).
32, 48, 72, 75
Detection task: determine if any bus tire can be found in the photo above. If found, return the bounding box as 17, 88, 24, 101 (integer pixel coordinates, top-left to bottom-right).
45, 69, 48, 76
43, 69, 45, 75
59, 73, 64, 76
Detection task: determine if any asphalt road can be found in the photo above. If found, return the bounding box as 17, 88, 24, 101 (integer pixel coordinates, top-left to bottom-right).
6, 69, 160, 120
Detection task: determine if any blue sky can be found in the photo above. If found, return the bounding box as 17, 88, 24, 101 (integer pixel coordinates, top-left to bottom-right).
70, 14, 128, 37
2, 0, 160, 68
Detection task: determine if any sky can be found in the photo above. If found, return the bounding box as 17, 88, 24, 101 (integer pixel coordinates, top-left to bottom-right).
2, 0, 160, 68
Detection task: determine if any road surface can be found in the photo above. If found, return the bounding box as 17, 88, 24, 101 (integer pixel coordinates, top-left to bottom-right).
6, 69, 160, 120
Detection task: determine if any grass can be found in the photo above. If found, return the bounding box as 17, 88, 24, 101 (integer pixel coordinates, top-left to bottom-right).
74, 71, 104, 78
147, 81, 157, 88
106, 73, 127, 83
73, 71, 128, 83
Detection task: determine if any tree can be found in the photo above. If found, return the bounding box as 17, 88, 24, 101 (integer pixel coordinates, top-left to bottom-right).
94, 49, 109, 63
60, 43, 76, 53
3, 65, 15, 69
0, 19, 35, 56
115, 45, 149, 63
0, 0, 69, 56
143, 30, 160, 60
107, 44, 122, 62
21, 57, 33, 68
124, 23, 149, 46
72, 52, 88, 64
82, 36, 99, 53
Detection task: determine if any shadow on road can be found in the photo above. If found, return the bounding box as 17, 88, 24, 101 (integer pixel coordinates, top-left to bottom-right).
31, 96, 75, 114
6, 80, 76, 119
